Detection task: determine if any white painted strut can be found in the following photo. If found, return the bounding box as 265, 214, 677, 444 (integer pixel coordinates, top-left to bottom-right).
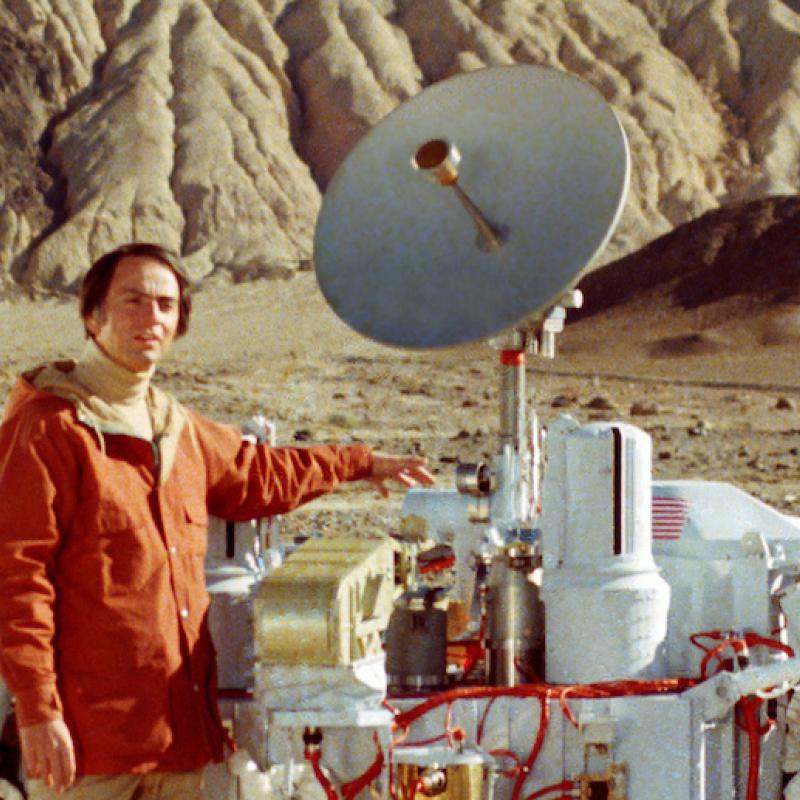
693, 656, 800, 720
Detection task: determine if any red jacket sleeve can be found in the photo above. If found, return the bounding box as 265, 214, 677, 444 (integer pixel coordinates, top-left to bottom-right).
0, 405, 78, 726
189, 412, 375, 520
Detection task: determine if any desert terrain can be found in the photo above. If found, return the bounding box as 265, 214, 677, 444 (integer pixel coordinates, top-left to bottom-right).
1, 0, 800, 539
3, 261, 799, 542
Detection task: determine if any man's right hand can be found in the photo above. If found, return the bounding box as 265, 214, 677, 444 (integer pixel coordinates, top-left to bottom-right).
19, 719, 76, 794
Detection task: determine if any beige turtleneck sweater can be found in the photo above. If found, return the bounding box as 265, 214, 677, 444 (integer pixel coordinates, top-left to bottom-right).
29, 340, 190, 482
71, 339, 156, 439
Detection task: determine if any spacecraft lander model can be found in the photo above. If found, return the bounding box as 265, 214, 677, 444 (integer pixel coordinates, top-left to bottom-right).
68, 64, 800, 800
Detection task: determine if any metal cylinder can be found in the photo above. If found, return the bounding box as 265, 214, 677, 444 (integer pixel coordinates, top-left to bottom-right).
412, 138, 461, 185
484, 543, 544, 685
541, 419, 669, 683
386, 589, 448, 691
499, 349, 526, 455
456, 462, 493, 497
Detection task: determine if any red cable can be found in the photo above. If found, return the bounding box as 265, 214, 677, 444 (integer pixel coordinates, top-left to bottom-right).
304, 749, 339, 800
387, 739, 397, 800
557, 685, 580, 728
700, 639, 746, 680
388, 631, 788, 799
390, 679, 695, 799
393, 680, 695, 732
692, 630, 794, 678
393, 685, 550, 732
743, 632, 793, 658
341, 733, 385, 800
511, 698, 550, 800
476, 696, 498, 745
737, 697, 762, 800
443, 703, 468, 749
489, 748, 523, 779
395, 732, 451, 748
383, 697, 402, 716
690, 630, 727, 654
692, 630, 793, 800
447, 726, 467, 749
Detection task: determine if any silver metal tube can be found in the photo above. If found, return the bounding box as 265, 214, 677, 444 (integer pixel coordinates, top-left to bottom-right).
499, 350, 526, 454
451, 182, 505, 252
484, 545, 544, 686
412, 138, 505, 252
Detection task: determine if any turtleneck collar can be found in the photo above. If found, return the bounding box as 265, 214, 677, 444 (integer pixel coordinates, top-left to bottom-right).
72, 339, 154, 405
24, 341, 191, 484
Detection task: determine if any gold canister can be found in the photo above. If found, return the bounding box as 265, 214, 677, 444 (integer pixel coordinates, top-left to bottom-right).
394, 746, 492, 800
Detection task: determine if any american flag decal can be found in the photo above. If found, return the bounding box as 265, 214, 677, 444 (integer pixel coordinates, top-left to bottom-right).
652, 496, 691, 540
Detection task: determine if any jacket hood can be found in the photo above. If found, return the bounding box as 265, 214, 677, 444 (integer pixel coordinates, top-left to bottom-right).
6, 362, 189, 485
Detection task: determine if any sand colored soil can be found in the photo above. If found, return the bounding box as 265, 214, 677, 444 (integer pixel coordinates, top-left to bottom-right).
2, 271, 800, 540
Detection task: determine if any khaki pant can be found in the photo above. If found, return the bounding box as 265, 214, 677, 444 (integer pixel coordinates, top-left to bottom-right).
26, 770, 204, 800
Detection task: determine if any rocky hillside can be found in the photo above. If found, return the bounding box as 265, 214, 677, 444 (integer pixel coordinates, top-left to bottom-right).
1, 0, 800, 291
575, 194, 800, 320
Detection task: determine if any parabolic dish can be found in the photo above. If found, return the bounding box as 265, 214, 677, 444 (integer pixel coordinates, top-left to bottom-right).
314, 65, 630, 349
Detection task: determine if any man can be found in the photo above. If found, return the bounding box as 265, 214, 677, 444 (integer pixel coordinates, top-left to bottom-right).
0, 243, 434, 799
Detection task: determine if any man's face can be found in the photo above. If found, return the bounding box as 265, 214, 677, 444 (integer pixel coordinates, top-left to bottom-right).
87, 255, 181, 373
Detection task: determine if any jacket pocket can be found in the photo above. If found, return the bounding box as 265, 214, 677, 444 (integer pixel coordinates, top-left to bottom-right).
181, 495, 209, 556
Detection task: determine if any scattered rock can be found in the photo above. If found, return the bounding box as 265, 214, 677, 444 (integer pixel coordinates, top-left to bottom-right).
400, 383, 432, 396
630, 401, 659, 416
551, 394, 577, 408
584, 396, 616, 411
688, 420, 713, 437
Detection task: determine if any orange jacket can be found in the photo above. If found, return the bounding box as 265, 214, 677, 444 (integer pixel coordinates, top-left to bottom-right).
0, 374, 373, 775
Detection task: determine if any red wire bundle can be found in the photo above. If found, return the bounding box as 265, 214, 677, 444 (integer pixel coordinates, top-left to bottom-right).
303, 628, 791, 799
304, 732, 385, 800
690, 629, 793, 800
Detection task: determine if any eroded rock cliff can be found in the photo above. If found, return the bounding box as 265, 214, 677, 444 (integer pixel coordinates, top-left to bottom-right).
1, 0, 799, 290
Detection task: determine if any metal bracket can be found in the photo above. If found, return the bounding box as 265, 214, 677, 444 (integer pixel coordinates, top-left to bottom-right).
576, 762, 627, 800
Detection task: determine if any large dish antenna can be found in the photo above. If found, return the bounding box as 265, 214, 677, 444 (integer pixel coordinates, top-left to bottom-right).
314, 65, 629, 349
